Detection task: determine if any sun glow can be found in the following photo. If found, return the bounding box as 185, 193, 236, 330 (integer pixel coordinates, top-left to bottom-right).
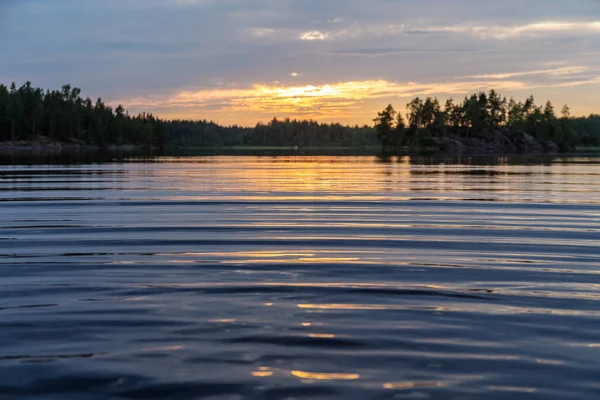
113, 63, 598, 125
117, 79, 525, 122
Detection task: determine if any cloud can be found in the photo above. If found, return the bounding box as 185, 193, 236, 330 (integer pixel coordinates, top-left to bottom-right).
112, 60, 600, 123
289, 20, 600, 42
467, 66, 591, 80
250, 28, 276, 37
410, 20, 600, 40
1, 0, 600, 124
299, 31, 328, 41
115, 78, 526, 119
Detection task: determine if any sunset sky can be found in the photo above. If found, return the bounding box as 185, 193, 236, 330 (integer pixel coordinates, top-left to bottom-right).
1, 0, 599, 126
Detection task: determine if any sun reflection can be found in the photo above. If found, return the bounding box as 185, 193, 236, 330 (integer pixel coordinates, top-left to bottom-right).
308, 333, 336, 339
149, 157, 421, 202
252, 371, 274, 377
219, 257, 367, 265
291, 371, 360, 380
384, 381, 442, 390
568, 343, 600, 348
297, 257, 361, 263
251, 367, 274, 377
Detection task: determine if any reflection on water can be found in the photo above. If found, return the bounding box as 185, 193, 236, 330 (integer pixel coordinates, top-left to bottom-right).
291, 371, 361, 381
1, 155, 600, 399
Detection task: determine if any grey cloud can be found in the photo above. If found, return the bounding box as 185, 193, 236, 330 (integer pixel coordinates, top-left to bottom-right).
0, 0, 598, 121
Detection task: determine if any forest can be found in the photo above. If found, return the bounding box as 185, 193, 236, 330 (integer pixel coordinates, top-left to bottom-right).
1, 82, 599, 152
165, 118, 377, 149
374, 90, 600, 152
0, 82, 164, 148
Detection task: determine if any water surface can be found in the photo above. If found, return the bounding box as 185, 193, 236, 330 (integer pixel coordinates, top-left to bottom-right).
1, 155, 599, 399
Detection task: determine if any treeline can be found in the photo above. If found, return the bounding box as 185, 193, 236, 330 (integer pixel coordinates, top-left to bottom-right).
0, 82, 164, 147
2, 82, 599, 151
0, 81, 377, 149
374, 90, 600, 151
166, 118, 377, 148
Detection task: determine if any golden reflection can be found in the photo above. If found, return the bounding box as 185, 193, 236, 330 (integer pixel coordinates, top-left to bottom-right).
232, 252, 316, 258
291, 371, 360, 380
297, 257, 361, 263
209, 319, 236, 323
219, 257, 368, 265
264, 303, 274, 307
124, 297, 148, 301
308, 333, 336, 339
152, 156, 414, 198
384, 381, 442, 390
301, 322, 312, 327
251, 367, 274, 377
252, 371, 274, 377
568, 343, 600, 348
148, 156, 600, 206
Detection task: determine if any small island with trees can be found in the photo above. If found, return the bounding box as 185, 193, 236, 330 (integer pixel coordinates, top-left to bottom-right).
373, 90, 590, 154
1, 82, 599, 154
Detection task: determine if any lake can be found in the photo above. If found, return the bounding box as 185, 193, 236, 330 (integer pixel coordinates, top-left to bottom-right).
1, 154, 599, 399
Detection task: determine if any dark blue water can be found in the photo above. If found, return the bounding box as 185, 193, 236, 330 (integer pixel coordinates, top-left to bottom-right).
1, 155, 599, 399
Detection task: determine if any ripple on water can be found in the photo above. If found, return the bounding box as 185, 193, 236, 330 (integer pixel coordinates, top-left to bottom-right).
0, 155, 599, 399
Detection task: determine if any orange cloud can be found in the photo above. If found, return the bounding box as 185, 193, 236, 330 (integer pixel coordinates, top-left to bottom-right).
117, 79, 525, 118
113, 65, 599, 124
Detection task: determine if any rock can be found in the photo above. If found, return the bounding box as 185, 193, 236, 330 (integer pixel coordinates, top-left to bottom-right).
69, 138, 86, 146
466, 138, 486, 150
558, 142, 575, 152
542, 140, 560, 153
447, 139, 467, 152
436, 137, 467, 152
474, 130, 494, 142
489, 130, 516, 153
405, 128, 567, 154
512, 131, 541, 153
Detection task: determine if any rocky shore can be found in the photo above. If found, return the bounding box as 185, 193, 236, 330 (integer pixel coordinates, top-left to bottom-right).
1, 130, 573, 155
413, 128, 569, 154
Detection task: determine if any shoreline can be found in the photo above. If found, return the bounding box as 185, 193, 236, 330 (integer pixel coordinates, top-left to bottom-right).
1, 141, 596, 156
0, 141, 149, 153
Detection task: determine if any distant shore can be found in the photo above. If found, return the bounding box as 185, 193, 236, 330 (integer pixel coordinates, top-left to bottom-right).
0, 141, 149, 153
2, 140, 597, 157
